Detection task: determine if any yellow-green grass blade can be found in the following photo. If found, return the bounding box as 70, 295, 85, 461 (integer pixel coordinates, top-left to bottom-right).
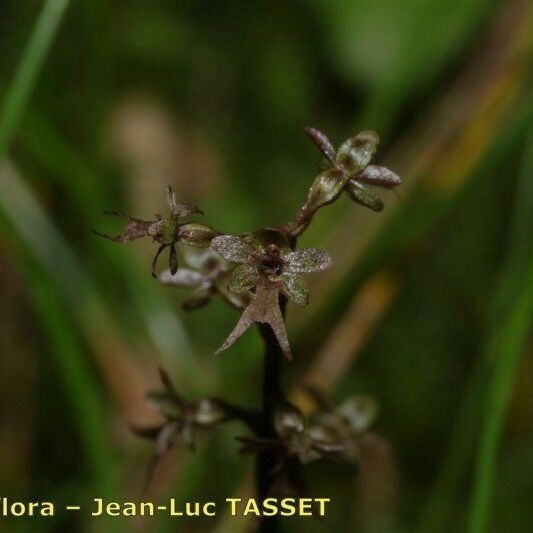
0, 0, 69, 157
24, 260, 116, 498
466, 131, 533, 533
418, 116, 533, 531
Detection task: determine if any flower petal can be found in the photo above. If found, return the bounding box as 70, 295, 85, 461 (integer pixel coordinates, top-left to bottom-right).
182, 246, 220, 270
178, 223, 219, 247
280, 273, 309, 307
227, 265, 260, 294
155, 420, 184, 455
216, 283, 292, 360
174, 201, 203, 219
151, 244, 168, 278
211, 235, 259, 263
159, 268, 209, 288
158, 367, 181, 399
264, 302, 292, 360
130, 424, 164, 440
181, 290, 213, 311
93, 211, 153, 242
284, 248, 332, 273
169, 244, 178, 275
356, 165, 401, 188
274, 403, 305, 437
304, 126, 336, 164
336, 131, 379, 175
337, 395, 378, 433
246, 228, 287, 253
345, 180, 384, 212
167, 186, 203, 219
215, 306, 255, 355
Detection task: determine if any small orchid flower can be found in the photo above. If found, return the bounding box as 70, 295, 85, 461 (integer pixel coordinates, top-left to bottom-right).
210, 229, 332, 360
237, 392, 378, 472
305, 126, 401, 210
237, 402, 346, 467
303, 386, 379, 464
131, 368, 233, 489
281, 127, 401, 236
158, 247, 250, 310
93, 186, 219, 277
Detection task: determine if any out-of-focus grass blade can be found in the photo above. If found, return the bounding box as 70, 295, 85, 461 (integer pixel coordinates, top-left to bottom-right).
0, 161, 202, 390
0, 0, 117, 502
467, 265, 533, 532
23, 259, 116, 497
466, 131, 533, 533
418, 117, 533, 531
0, 0, 69, 157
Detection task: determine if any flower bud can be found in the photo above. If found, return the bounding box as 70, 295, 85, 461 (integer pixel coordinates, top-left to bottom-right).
345, 179, 384, 212
308, 424, 337, 444
155, 421, 183, 455
246, 228, 289, 251
178, 223, 220, 247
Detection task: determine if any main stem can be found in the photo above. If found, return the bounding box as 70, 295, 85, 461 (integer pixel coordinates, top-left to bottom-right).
256, 312, 285, 532
256, 236, 298, 532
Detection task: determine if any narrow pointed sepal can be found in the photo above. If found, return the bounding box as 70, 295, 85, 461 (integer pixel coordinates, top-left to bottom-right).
93, 211, 153, 242
151, 244, 168, 278
304, 126, 336, 164
215, 310, 255, 355
169, 244, 178, 275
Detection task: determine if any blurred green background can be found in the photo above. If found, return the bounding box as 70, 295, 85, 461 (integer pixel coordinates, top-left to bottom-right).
0, 0, 532, 531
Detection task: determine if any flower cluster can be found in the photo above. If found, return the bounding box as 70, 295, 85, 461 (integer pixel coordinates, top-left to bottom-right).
237, 390, 377, 469
94, 186, 219, 277
95, 128, 400, 361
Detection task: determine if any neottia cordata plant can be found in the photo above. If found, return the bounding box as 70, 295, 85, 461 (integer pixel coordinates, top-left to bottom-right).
94, 126, 401, 522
